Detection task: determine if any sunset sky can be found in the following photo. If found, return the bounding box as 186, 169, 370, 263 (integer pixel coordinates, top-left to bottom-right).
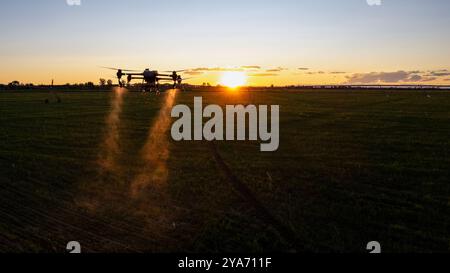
0, 0, 449, 86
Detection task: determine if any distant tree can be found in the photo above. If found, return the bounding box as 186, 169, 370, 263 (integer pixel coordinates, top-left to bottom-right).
85, 82, 95, 88
8, 81, 20, 87
107, 79, 113, 86
99, 78, 106, 87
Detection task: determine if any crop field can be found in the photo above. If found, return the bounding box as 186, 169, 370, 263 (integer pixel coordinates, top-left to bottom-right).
0, 88, 449, 253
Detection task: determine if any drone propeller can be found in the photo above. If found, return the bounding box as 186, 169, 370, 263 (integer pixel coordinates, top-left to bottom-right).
163, 70, 187, 73
100, 66, 140, 72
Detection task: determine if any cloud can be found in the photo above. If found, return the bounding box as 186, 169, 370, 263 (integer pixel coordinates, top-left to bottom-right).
427, 71, 450, 77
184, 71, 204, 76
297, 70, 347, 75
345, 71, 436, 84
305, 71, 325, 75
249, 73, 279, 77
185, 65, 280, 75
330, 71, 347, 74
266, 67, 288, 72
347, 71, 408, 83
189, 67, 217, 72
241, 66, 261, 70
188, 67, 243, 72
420, 77, 437, 82
409, 75, 423, 82
186, 66, 262, 73
298, 68, 309, 71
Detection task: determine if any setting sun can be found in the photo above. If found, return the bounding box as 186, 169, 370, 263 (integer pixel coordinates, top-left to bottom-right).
219, 72, 247, 88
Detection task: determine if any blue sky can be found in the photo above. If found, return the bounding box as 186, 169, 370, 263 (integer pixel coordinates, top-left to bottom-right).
0, 0, 449, 85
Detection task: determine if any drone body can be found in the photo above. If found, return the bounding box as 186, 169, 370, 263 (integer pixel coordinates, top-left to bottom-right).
103, 67, 188, 92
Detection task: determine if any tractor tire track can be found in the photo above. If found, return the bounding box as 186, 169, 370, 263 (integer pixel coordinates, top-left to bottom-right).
209, 141, 308, 252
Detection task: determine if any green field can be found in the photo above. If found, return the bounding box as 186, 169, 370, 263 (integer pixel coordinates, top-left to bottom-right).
0, 88, 449, 253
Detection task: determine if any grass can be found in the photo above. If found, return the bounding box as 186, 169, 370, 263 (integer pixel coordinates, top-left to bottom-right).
0, 88, 449, 253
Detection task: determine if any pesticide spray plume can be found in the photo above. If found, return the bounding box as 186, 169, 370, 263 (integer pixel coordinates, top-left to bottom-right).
97, 87, 128, 175
75, 87, 128, 215
72, 89, 181, 250
131, 89, 178, 197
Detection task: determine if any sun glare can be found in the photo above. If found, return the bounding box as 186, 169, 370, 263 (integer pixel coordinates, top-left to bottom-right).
220, 72, 247, 88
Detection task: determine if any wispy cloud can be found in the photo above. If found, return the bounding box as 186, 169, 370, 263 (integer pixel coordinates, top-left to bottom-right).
184, 65, 279, 75
184, 71, 204, 76
241, 65, 261, 70
346, 71, 412, 83
330, 71, 347, 74
345, 70, 446, 84
187, 67, 243, 72
426, 70, 450, 77
420, 77, 437, 82
305, 71, 325, 75
249, 73, 279, 77
409, 75, 423, 82
266, 67, 288, 72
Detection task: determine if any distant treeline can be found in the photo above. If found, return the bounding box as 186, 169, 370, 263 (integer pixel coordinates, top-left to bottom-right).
1, 80, 449, 91
0, 80, 99, 90
0, 82, 190, 91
